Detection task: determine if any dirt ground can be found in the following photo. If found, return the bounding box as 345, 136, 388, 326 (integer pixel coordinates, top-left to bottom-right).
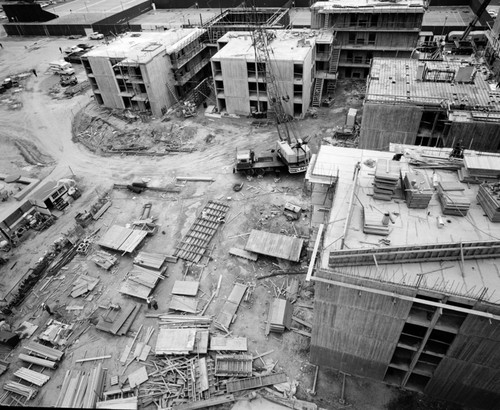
0, 32, 470, 410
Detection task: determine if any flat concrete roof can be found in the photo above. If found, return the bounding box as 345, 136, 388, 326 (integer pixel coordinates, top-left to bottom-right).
423, 6, 480, 29
366, 58, 500, 111
213, 29, 317, 62
310, 145, 500, 305
44, 0, 146, 17
311, 0, 425, 13
84, 29, 205, 62
129, 8, 219, 29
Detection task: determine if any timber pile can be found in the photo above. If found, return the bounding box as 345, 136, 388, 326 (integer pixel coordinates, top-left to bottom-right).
155, 315, 212, 328
120, 265, 165, 300
215, 283, 248, 331
463, 156, 500, 181
266, 298, 293, 334
0, 360, 9, 376
209, 336, 248, 352
38, 320, 74, 346
172, 281, 199, 296
14, 367, 50, 386
437, 187, 470, 216
23, 341, 64, 362
71, 274, 100, 298
155, 328, 209, 355
55, 363, 105, 408
362, 207, 389, 236
215, 354, 253, 377
96, 396, 138, 409
18, 353, 57, 369
90, 251, 117, 270
134, 251, 167, 271
4, 381, 37, 400
477, 183, 500, 222
96, 304, 141, 335
401, 168, 433, 209
373, 159, 401, 201
169, 295, 198, 313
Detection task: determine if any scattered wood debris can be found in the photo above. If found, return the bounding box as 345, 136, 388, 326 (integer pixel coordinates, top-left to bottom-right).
215, 283, 247, 331
90, 251, 117, 270
71, 275, 100, 298
55, 363, 106, 407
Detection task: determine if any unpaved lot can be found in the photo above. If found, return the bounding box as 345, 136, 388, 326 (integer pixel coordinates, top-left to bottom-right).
0, 33, 466, 410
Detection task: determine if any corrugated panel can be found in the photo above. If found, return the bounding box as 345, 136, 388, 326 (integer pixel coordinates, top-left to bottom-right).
245, 230, 304, 262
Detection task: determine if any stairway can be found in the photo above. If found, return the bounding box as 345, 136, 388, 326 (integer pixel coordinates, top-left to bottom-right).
323, 14, 330, 30
311, 78, 324, 108
326, 47, 341, 96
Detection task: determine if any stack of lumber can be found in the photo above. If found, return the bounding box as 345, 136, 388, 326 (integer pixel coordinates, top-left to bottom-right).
90, 251, 117, 270
119, 265, 165, 300
98, 225, 148, 253
18, 353, 57, 369
23, 341, 64, 362
373, 159, 401, 201
71, 274, 100, 298
209, 336, 248, 352
128, 366, 149, 388
172, 281, 199, 296
169, 295, 198, 313
155, 328, 209, 355
362, 207, 389, 236
14, 367, 50, 386
55, 363, 105, 408
477, 183, 500, 222
215, 354, 253, 377
401, 168, 433, 208
155, 315, 212, 328
437, 187, 470, 216
462, 156, 500, 182
96, 396, 138, 409
0, 360, 9, 376
96, 304, 141, 335
4, 381, 37, 400
134, 251, 167, 271
266, 298, 293, 335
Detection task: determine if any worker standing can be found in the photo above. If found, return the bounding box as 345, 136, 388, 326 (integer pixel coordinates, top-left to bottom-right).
41, 302, 53, 315
146, 296, 152, 309
151, 296, 158, 310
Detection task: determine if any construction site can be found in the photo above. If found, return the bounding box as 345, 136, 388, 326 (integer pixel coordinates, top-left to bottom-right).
0, 0, 500, 409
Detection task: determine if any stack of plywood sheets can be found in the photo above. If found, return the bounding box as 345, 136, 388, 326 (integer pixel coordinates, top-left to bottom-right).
373, 159, 401, 201
98, 225, 148, 253
477, 183, 500, 222
23, 341, 64, 362
266, 298, 293, 334
71, 275, 100, 298
402, 168, 433, 208
215, 283, 248, 331
90, 251, 117, 270
133, 251, 167, 270
119, 266, 164, 300
96, 304, 141, 335
362, 207, 389, 236
171, 281, 199, 296
209, 336, 247, 352
169, 295, 198, 313
464, 156, 500, 179
438, 187, 470, 216
96, 396, 138, 409
245, 230, 303, 262
155, 328, 209, 355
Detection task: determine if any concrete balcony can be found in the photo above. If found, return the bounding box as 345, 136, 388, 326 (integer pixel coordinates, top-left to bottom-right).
171, 43, 207, 70
175, 57, 211, 86
338, 58, 372, 67
332, 23, 421, 32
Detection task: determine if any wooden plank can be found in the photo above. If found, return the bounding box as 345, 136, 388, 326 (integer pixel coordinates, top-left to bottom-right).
198, 357, 209, 392
172, 395, 235, 410
155, 328, 197, 355
229, 247, 258, 262
245, 230, 304, 262
128, 366, 148, 388
138, 345, 151, 361
292, 316, 313, 329
209, 336, 248, 351
92, 200, 112, 220
225, 373, 287, 393
110, 305, 136, 335
75, 355, 111, 363
169, 295, 198, 313
134, 251, 167, 270
96, 396, 138, 409
172, 280, 200, 296
306, 223, 324, 281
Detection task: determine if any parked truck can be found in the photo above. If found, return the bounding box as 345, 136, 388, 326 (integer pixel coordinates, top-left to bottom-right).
233, 147, 286, 176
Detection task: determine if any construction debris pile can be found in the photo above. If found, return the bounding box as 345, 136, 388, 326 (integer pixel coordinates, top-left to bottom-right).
372, 159, 401, 201
477, 183, 500, 222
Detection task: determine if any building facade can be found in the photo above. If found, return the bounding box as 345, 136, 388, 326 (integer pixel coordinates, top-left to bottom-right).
82, 29, 211, 117
311, 0, 426, 79
211, 30, 317, 118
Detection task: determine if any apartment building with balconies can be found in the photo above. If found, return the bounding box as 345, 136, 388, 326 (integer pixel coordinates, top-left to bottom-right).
81, 29, 211, 117
311, 0, 426, 79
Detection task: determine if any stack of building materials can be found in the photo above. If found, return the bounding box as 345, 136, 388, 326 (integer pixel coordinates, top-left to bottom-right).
4, 381, 37, 400
71, 275, 100, 298
373, 159, 401, 201
215, 283, 248, 331
461, 156, 500, 183
209, 336, 248, 352
133, 251, 167, 271
18, 353, 57, 369
119, 266, 165, 300
477, 183, 500, 222
266, 298, 293, 335
96, 304, 141, 335
401, 168, 433, 208
169, 296, 198, 313
172, 280, 199, 296
13, 368, 50, 386
23, 341, 64, 362
96, 396, 138, 409
38, 320, 74, 346
155, 328, 209, 355
156, 315, 212, 328
215, 354, 253, 377
362, 207, 390, 236
90, 251, 117, 270
55, 363, 105, 408
98, 225, 148, 254
245, 230, 304, 262
225, 373, 287, 393
437, 187, 470, 216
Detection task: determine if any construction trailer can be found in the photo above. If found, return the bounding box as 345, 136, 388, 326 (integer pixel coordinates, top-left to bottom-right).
311, 0, 426, 80
81, 30, 212, 117
359, 57, 500, 152
306, 145, 500, 410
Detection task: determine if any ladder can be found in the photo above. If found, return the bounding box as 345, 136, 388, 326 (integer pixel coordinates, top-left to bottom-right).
311, 78, 324, 107
326, 47, 341, 96
323, 14, 330, 29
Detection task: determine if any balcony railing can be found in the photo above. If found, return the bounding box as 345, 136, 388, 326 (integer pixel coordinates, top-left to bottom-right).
171, 43, 207, 69
338, 57, 372, 66
332, 22, 420, 31
175, 57, 211, 85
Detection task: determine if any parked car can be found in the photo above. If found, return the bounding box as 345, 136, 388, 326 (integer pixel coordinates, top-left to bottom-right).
63, 51, 86, 64
88, 32, 104, 40
63, 45, 83, 54
76, 43, 93, 50
48, 61, 75, 75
